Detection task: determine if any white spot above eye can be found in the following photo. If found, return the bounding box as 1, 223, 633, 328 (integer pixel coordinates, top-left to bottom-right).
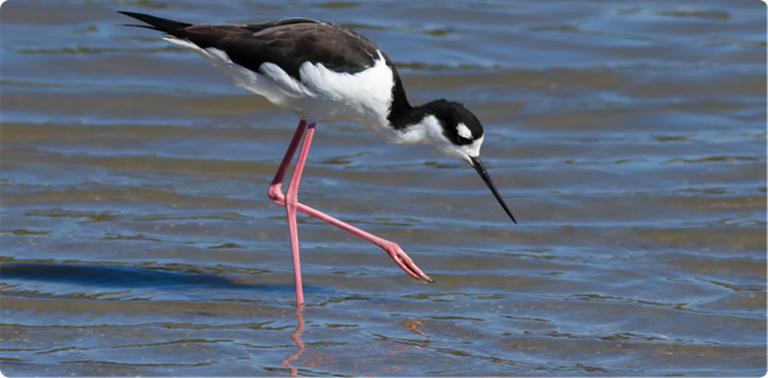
456, 122, 472, 140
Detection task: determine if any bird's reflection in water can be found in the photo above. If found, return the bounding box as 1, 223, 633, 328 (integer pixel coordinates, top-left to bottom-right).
279, 304, 429, 376
281, 305, 305, 376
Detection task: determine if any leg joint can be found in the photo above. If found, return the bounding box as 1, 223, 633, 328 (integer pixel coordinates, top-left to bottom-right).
268, 184, 285, 205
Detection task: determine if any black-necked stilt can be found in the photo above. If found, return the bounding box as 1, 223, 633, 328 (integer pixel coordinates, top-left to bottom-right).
119, 11, 516, 305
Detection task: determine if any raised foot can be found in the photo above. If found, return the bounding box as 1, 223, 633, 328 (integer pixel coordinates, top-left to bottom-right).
269, 177, 434, 284
383, 242, 434, 283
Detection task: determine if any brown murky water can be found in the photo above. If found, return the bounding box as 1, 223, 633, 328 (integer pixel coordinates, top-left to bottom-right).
1, 0, 766, 376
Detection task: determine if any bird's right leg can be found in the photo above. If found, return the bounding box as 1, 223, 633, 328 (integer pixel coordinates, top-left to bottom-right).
268, 120, 433, 304
292, 202, 433, 283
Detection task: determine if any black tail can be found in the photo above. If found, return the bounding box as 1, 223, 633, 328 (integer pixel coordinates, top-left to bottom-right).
118, 11, 192, 33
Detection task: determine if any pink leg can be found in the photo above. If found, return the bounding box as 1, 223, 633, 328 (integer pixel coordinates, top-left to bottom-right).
268, 120, 432, 306
283, 122, 315, 306
268, 120, 308, 305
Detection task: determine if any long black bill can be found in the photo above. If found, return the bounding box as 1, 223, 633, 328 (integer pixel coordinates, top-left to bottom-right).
469, 156, 517, 224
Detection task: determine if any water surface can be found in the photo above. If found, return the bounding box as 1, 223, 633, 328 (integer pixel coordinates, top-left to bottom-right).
1, 0, 766, 376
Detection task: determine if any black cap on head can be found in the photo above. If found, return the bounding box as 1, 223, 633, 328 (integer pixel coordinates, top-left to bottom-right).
424, 100, 484, 146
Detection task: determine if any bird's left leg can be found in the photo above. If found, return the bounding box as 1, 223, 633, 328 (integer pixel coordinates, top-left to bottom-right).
283, 122, 316, 305
267, 119, 310, 305
268, 120, 433, 300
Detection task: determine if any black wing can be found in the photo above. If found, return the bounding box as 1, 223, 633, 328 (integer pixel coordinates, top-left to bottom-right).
118, 11, 382, 81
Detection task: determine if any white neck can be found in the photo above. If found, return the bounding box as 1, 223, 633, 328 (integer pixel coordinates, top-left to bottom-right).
360, 113, 438, 145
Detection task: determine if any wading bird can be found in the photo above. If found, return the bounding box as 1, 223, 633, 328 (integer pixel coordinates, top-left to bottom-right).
119, 11, 516, 305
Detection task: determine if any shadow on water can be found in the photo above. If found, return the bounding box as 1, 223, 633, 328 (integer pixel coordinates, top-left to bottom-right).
1, 262, 330, 296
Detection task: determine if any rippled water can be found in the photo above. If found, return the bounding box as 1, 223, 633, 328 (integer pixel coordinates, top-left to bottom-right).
1, 0, 766, 376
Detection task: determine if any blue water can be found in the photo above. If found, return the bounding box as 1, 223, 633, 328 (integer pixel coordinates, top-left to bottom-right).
1, 0, 766, 376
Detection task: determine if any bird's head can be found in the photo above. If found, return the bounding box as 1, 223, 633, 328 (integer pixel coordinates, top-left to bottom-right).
419, 99, 517, 224
420, 99, 485, 164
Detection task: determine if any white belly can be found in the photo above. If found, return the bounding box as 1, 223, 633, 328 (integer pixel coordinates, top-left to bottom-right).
166, 36, 400, 139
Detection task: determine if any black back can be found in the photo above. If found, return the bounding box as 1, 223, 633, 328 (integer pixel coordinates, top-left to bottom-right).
119, 12, 387, 82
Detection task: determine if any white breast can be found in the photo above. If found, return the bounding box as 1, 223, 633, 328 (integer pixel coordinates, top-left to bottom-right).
165, 36, 404, 141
